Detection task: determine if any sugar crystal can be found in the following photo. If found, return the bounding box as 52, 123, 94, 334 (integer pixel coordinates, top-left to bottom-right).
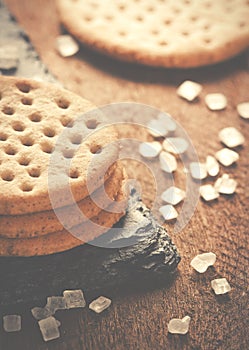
89, 296, 112, 314
63, 289, 86, 309
219, 127, 245, 148
191, 252, 216, 273
157, 112, 177, 132
214, 174, 237, 194
3, 315, 21, 332
163, 137, 188, 154
215, 148, 239, 166
31, 307, 53, 320
200, 184, 219, 201
206, 155, 219, 177
56, 35, 79, 57
190, 162, 207, 180
38, 316, 61, 342
205, 93, 227, 111
159, 205, 178, 221
237, 102, 249, 119
139, 141, 162, 158
159, 151, 177, 173
46, 296, 67, 314
168, 316, 191, 335
177, 80, 202, 101
147, 119, 168, 137
211, 278, 231, 295
161, 186, 185, 205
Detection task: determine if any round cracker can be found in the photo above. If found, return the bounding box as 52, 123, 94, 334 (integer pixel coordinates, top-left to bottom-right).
0, 180, 127, 256
0, 164, 125, 238
56, 0, 249, 68
0, 76, 119, 215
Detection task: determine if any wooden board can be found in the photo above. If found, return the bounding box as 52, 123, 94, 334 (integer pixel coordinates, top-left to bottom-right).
1, 1, 249, 349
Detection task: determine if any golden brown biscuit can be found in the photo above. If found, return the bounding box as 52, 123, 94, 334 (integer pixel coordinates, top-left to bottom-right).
56, 0, 249, 68
0, 164, 125, 238
0, 76, 119, 214
0, 180, 127, 256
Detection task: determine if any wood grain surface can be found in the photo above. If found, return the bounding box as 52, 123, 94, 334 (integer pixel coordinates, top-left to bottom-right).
1, 1, 249, 349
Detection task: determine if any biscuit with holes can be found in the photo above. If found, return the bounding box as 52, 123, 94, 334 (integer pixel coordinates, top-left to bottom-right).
0, 180, 127, 256
0, 76, 119, 215
56, 0, 249, 68
0, 163, 125, 238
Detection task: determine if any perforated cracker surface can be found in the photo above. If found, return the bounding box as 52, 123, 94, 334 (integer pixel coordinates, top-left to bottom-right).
0, 76, 119, 215
56, 0, 249, 67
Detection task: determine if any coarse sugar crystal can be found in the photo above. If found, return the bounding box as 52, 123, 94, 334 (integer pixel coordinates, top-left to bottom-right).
199, 184, 219, 201
190, 252, 216, 273
159, 151, 177, 173
56, 35, 79, 57
163, 137, 188, 154
177, 80, 202, 101
161, 186, 185, 205
219, 127, 245, 148
159, 205, 178, 221
205, 93, 227, 111
89, 296, 112, 314
139, 141, 162, 158
237, 102, 249, 119
168, 316, 191, 334
211, 278, 231, 295
3, 315, 21, 332
215, 148, 239, 167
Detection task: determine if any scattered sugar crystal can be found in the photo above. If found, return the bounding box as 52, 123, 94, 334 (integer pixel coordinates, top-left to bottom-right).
163, 137, 188, 154
206, 155, 219, 177
211, 278, 231, 295
168, 316, 191, 335
89, 296, 112, 314
214, 174, 237, 194
161, 186, 185, 205
0, 44, 19, 70
63, 289, 86, 309
215, 148, 239, 166
3, 315, 21, 332
46, 296, 67, 314
139, 141, 162, 158
205, 93, 227, 111
157, 112, 177, 132
190, 162, 207, 180
190, 252, 216, 273
31, 307, 53, 320
159, 205, 178, 221
56, 35, 79, 57
177, 80, 202, 101
159, 151, 177, 173
219, 127, 245, 148
237, 102, 249, 119
200, 184, 219, 201
147, 119, 168, 137
38, 316, 61, 342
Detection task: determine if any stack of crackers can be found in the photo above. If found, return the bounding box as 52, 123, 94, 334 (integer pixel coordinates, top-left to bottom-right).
0, 76, 127, 256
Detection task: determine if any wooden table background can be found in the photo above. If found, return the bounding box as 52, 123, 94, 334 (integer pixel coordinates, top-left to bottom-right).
1, 1, 249, 349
